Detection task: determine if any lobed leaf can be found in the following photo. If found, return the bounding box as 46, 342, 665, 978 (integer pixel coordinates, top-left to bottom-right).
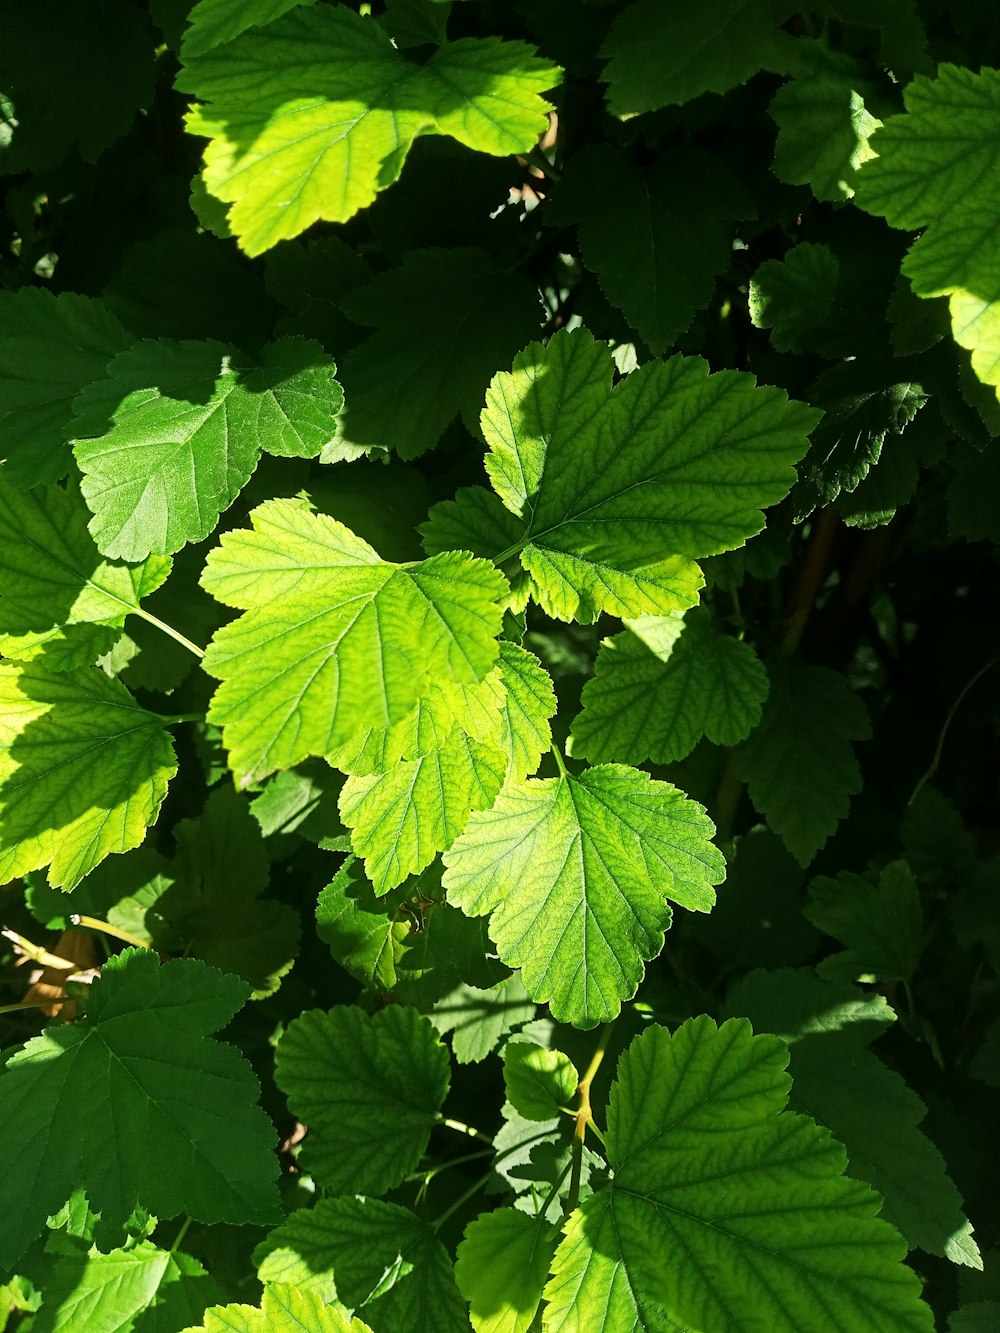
571, 609, 768, 765
0, 950, 280, 1272
178, 6, 558, 254
855, 64, 1000, 397
274, 1005, 450, 1195
254, 1197, 468, 1333
200, 498, 507, 784
443, 764, 724, 1026
0, 474, 171, 670
71, 338, 342, 560
0, 663, 177, 890
545, 1017, 934, 1332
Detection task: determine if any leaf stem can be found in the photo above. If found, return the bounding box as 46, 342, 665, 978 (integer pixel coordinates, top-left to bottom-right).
551, 743, 569, 779
0, 996, 71, 1015
134, 607, 205, 659
70, 914, 151, 951
567, 1023, 613, 1214
1, 927, 76, 970
430, 1167, 493, 1232
440, 1116, 492, 1145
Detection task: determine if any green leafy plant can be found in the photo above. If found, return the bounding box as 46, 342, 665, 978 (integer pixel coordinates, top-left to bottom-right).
1, 2, 998, 1330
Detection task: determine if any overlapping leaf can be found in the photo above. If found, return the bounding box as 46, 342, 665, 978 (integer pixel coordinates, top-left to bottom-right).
274, 1005, 450, 1195
456, 1209, 557, 1333
422, 328, 820, 622
178, 5, 558, 254
571, 610, 768, 765
750, 244, 841, 354
550, 147, 751, 354
855, 64, 1000, 396
771, 73, 882, 202
806, 861, 924, 983
728, 968, 980, 1267
443, 764, 724, 1026
0, 289, 130, 487
331, 248, 544, 459
24, 1240, 223, 1333
71, 337, 343, 560
734, 659, 871, 865
254, 1197, 468, 1333
200, 498, 507, 785
545, 1017, 934, 1332
182, 1285, 372, 1333
431, 975, 536, 1063
0, 664, 177, 890
601, 0, 800, 115
0, 475, 171, 670
0, 950, 280, 1271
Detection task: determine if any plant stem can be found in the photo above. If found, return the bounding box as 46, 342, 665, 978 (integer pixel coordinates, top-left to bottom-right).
551, 743, 569, 778
441, 1116, 492, 1145
908, 653, 1000, 805
70, 914, 151, 951
134, 607, 205, 659
169, 1216, 191, 1255
779, 508, 838, 658
567, 1024, 613, 1213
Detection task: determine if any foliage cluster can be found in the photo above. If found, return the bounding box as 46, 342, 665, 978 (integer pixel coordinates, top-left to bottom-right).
1, 0, 999, 1329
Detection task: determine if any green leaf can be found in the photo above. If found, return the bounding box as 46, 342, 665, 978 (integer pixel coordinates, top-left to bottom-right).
25, 1240, 223, 1333
949, 1304, 1000, 1333
0, 290, 130, 488
181, 1285, 372, 1333
545, 1016, 934, 1332
71, 338, 342, 560
178, 6, 558, 254
0, 949, 280, 1272
180, 0, 310, 59
836, 432, 920, 529
456, 1208, 557, 1333
503, 1040, 578, 1120
200, 498, 507, 785
687, 826, 820, 969
494, 642, 556, 783
274, 1005, 450, 1194
429, 327, 818, 623
254, 1197, 468, 1333
443, 764, 724, 1026
331, 249, 543, 459
0, 664, 177, 891
159, 787, 300, 997
749, 243, 841, 354
340, 728, 506, 894
0, 475, 171, 671
550, 146, 751, 354
771, 74, 882, 202
0, 0, 154, 174
793, 365, 927, 518
430, 975, 536, 1063
855, 65, 1000, 398
806, 861, 924, 983
728, 968, 981, 1268
601, 0, 799, 116
734, 659, 871, 866
571, 609, 768, 765
316, 857, 410, 992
